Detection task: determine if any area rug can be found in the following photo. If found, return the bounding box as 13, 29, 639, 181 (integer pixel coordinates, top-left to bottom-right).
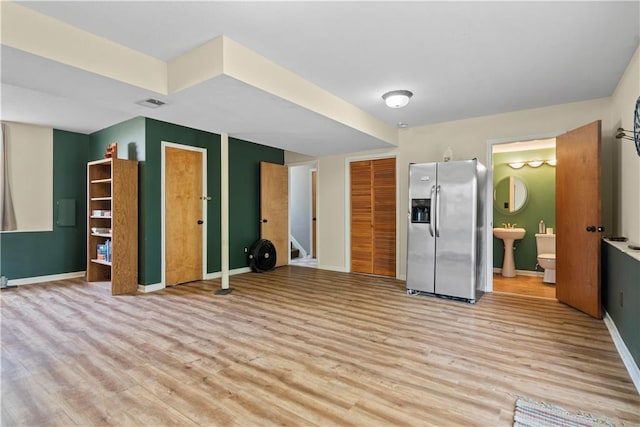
513, 396, 621, 427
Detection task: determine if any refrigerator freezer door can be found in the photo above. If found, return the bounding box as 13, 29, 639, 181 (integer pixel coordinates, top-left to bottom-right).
406, 163, 436, 293
434, 160, 478, 299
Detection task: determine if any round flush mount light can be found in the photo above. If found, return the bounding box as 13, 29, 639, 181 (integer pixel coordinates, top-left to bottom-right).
382, 90, 413, 108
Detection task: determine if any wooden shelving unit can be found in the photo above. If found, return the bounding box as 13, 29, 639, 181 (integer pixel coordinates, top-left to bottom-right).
86, 158, 138, 295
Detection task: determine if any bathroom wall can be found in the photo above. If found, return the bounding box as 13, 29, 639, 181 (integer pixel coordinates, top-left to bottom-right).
492, 147, 556, 271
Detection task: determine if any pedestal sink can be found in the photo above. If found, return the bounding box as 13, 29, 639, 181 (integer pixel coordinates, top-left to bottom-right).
493, 227, 526, 277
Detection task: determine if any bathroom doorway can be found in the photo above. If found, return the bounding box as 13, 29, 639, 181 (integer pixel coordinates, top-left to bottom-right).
490, 138, 557, 299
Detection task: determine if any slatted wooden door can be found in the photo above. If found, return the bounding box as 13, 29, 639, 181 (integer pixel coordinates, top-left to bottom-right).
556, 121, 602, 318
350, 158, 396, 276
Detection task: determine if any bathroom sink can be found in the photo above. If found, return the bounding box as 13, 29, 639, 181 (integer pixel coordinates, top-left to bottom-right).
493, 227, 526, 240
493, 228, 526, 277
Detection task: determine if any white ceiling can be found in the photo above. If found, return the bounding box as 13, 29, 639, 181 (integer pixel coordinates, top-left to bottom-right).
2, 1, 639, 157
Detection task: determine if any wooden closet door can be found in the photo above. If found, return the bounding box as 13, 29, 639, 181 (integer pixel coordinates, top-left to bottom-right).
350, 158, 396, 277
350, 161, 373, 273
372, 158, 396, 277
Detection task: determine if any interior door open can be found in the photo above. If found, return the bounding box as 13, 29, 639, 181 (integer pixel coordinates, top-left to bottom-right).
165, 146, 203, 286
311, 170, 317, 259
260, 161, 288, 268
556, 121, 602, 318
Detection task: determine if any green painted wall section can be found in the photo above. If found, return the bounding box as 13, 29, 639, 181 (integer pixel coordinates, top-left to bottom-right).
602, 242, 640, 369
144, 118, 222, 284
493, 148, 556, 271
88, 117, 146, 162
0, 130, 89, 279
89, 117, 147, 283
228, 137, 284, 269
2, 118, 284, 283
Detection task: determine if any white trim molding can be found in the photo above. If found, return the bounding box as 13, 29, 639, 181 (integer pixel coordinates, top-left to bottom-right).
137, 283, 165, 293
8, 271, 85, 286
604, 311, 640, 394
317, 264, 348, 273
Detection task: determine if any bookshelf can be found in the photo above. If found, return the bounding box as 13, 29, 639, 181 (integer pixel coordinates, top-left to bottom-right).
86, 158, 138, 295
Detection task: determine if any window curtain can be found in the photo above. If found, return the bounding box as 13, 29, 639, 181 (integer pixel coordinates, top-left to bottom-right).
0, 123, 17, 231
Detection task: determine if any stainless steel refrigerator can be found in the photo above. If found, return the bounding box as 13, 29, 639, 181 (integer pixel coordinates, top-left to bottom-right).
406, 159, 486, 303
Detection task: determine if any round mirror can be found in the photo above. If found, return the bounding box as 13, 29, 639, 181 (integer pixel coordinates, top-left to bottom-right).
494, 176, 528, 214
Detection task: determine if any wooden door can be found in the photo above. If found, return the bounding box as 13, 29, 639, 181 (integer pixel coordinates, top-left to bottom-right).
260, 162, 288, 268
556, 121, 602, 318
350, 160, 373, 273
350, 158, 396, 276
311, 170, 317, 259
165, 147, 203, 286
372, 158, 396, 276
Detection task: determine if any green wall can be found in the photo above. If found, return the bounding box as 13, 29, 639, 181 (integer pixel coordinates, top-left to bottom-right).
493, 148, 556, 271
3, 117, 284, 284
0, 130, 89, 279
89, 117, 147, 283
228, 137, 284, 269
145, 118, 222, 284
603, 242, 640, 369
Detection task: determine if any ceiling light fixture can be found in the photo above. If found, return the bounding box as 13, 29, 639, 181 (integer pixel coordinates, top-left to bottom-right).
546, 159, 557, 166
382, 90, 413, 108
527, 160, 544, 168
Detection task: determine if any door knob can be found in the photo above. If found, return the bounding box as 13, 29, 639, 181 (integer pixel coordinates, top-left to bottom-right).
197, 220, 204, 225
586, 225, 596, 232
597, 226, 605, 232
260, 219, 268, 223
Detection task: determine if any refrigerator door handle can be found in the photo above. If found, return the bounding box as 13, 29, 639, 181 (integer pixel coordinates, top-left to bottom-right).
435, 185, 441, 237
429, 185, 436, 237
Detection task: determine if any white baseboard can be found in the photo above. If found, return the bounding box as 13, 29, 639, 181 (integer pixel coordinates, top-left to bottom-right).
603, 311, 640, 394
492, 268, 543, 277
137, 282, 165, 293
230, 267, 252, 276
8, 271, 85, 286
141, 267, 254, 293
317, 264, 348, 273
205, 267, 252, 280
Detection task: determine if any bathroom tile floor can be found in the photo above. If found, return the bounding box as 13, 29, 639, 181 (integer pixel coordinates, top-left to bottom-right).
493, 273, 556, 299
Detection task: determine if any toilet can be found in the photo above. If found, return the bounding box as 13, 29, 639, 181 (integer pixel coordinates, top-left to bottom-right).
535, 233, 556, 284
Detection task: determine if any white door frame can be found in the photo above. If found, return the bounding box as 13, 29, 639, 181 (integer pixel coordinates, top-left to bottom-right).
485, 133, 557, 292
286, 160, 318, 264
161, 141, 208, 287
344, 151, 400, 277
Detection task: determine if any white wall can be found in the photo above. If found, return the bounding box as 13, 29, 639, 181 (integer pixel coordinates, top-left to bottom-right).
1, 121, 53, 232
610, 46, 640, 244
289, 45, 640, 276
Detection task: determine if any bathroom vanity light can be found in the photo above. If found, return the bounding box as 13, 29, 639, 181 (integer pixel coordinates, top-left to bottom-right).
508, 159, 556, 169
526, 160, 544, 168
382, 90, 413, 108
507, 162, 525, 169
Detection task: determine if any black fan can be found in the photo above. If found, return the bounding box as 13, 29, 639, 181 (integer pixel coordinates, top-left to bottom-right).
248, 239, 277, 272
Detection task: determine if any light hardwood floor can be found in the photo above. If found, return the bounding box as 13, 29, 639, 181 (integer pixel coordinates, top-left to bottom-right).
2, 267, 638, 426
493, 273, 557, 299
